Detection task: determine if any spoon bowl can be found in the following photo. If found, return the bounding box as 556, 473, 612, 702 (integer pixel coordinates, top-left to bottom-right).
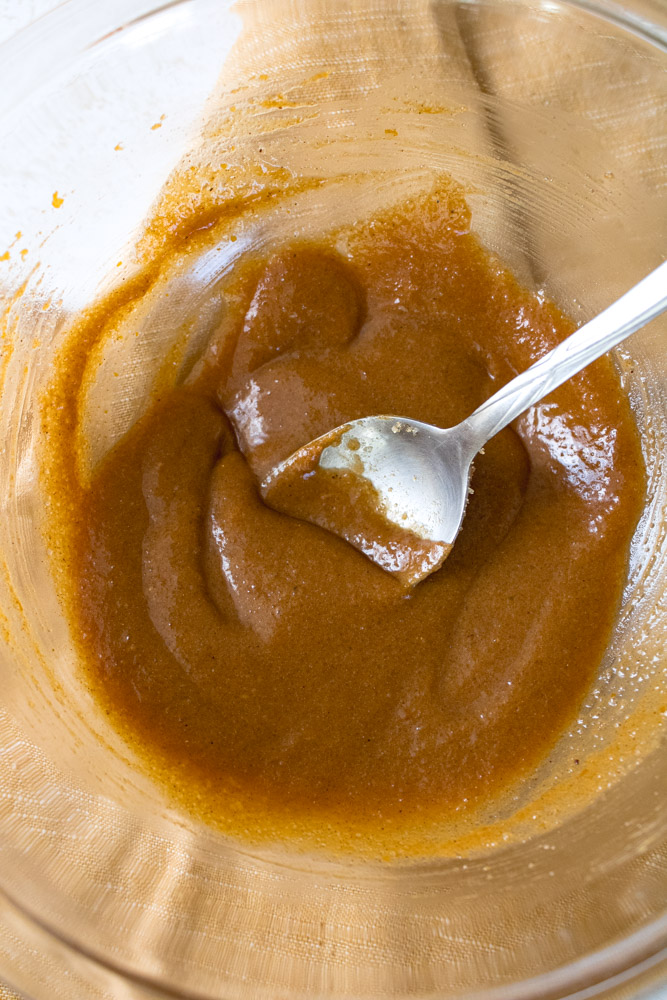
317, 416, 476, 545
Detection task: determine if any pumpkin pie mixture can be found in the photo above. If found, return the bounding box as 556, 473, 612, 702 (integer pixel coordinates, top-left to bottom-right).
43, 187, 645, 854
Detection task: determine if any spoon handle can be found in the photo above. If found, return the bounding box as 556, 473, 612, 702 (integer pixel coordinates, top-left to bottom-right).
462, 260, 667, 448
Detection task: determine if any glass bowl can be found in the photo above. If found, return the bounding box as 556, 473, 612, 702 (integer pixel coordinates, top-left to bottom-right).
0, 1, 665, 998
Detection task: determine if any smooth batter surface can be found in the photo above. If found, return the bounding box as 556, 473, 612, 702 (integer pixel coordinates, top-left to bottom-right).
47, 190, 645, 854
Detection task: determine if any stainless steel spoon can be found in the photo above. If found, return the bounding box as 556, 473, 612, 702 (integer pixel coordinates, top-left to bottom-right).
263, 261, 667, 585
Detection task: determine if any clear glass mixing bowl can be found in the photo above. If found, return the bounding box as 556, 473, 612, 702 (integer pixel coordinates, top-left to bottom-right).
0, 1, 665, 998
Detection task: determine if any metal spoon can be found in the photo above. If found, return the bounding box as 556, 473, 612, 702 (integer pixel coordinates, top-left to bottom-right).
262, 261, 667, 586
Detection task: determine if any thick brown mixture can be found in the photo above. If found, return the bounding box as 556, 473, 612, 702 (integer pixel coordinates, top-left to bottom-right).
47, 191, 644, 854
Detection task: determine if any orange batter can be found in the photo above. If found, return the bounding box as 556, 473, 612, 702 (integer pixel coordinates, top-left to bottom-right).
45, 189, 645, 854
